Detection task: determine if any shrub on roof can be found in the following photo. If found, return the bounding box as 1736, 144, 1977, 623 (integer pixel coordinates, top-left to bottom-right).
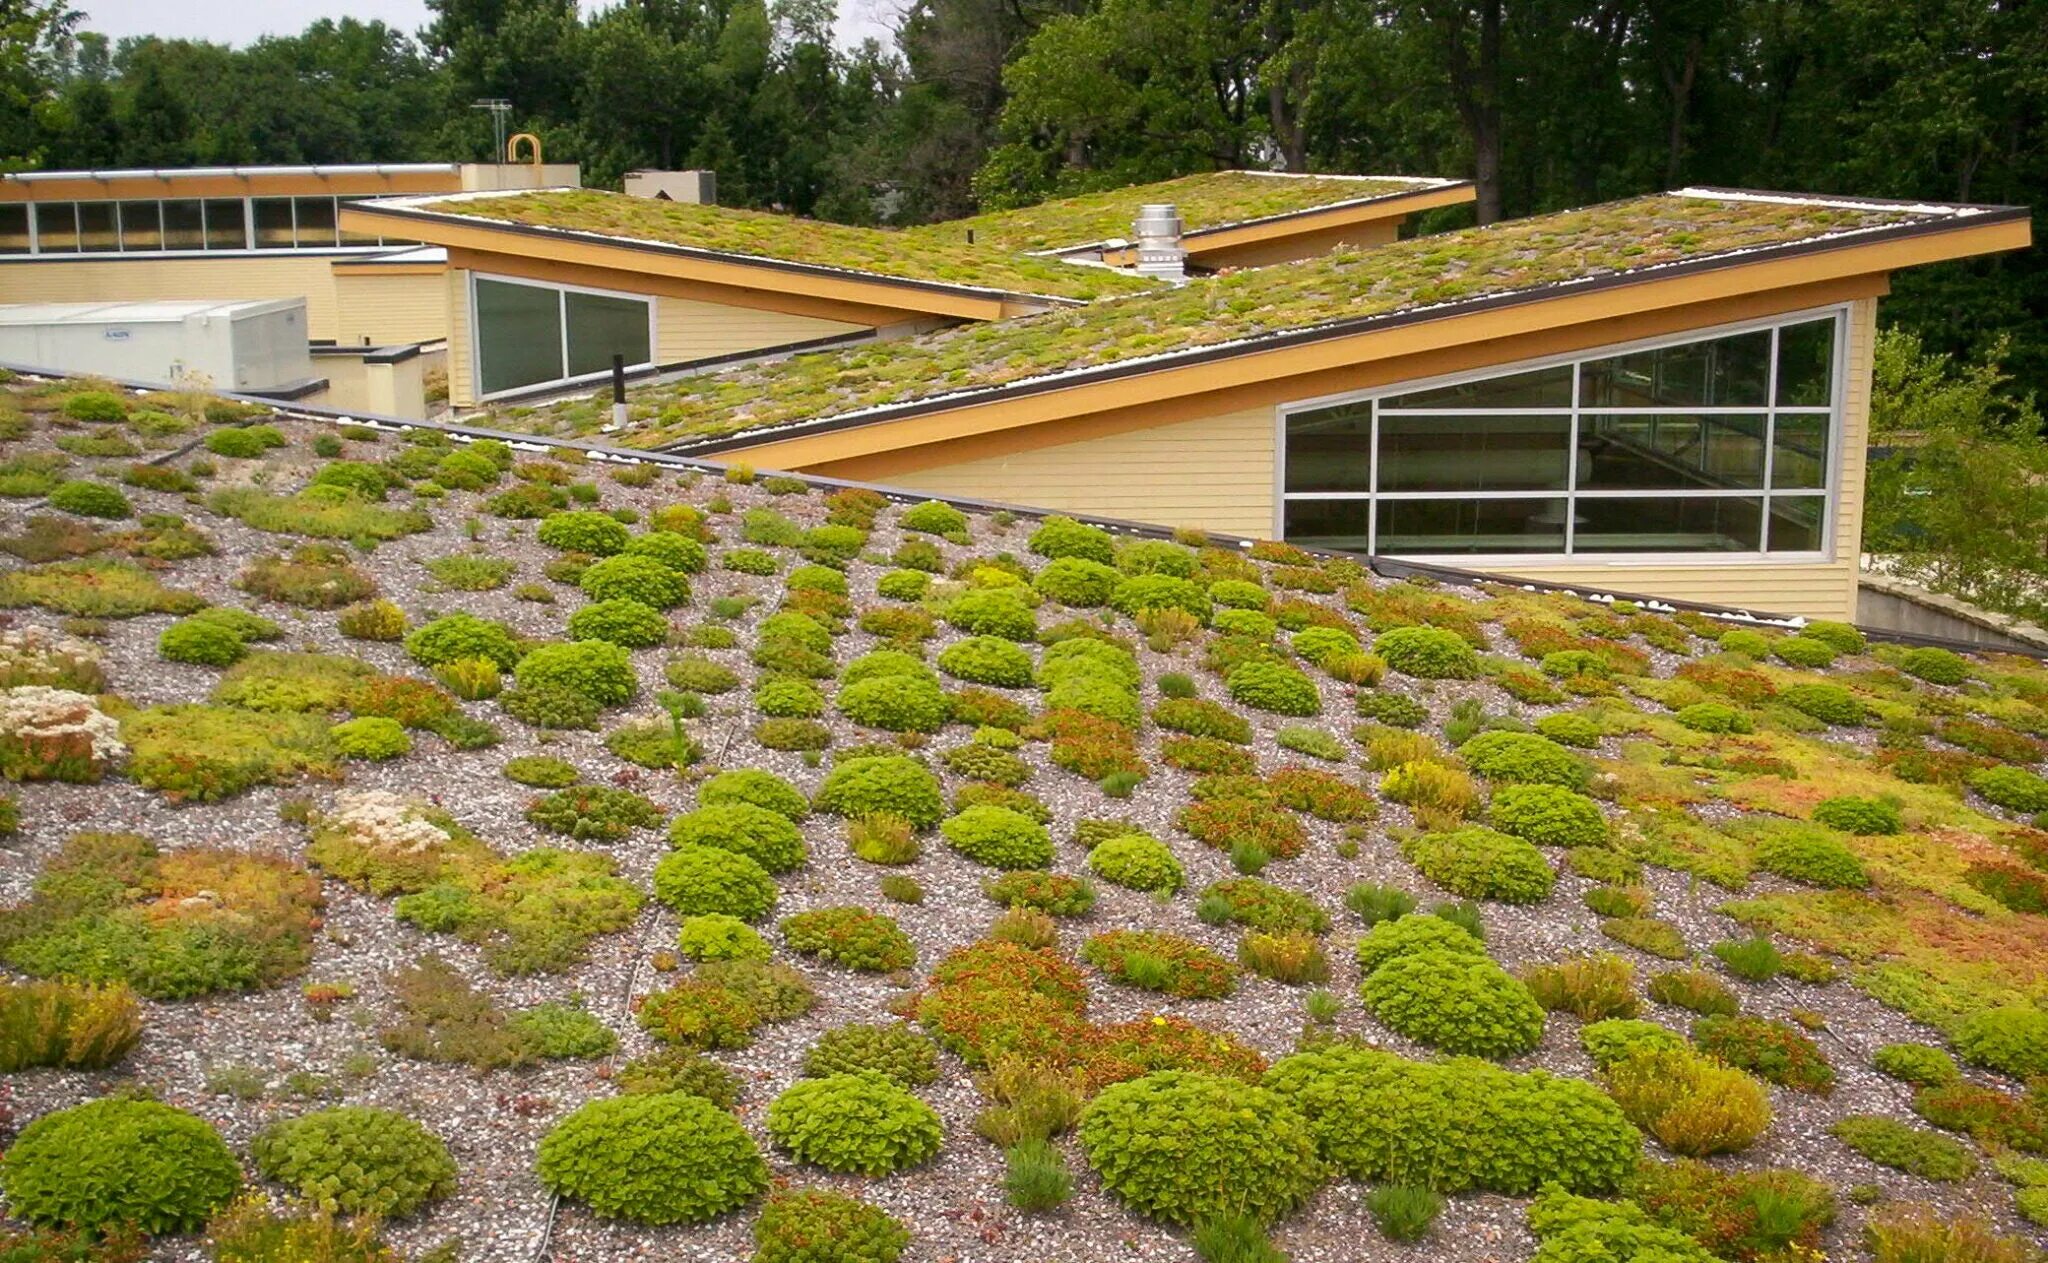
651, 846, 779, 922
900, 499, 968, 536
1154, 697, 1253, 743
1359, 947, 1544, 1058
1459, 730, 1587, 789
815, 755, 945, 829
838, 672, 950, 732
1953, 1005, 2048, 1079
803, 1022, 940, 1087
781, 907, 916, 973
670, 803, 807, 873
1028, 515, 1115, 564
47, 480, 131, 519
514, 641, 637, 706
567, 598, 670, 647
941, 804, 1052, 869
0, 1097, 240, 1234
677, 914, 771, 962
938, 635, 1035, 687
250, 1105, 455, 1219
1899, 646, 1970, 685
538, 510, 630, 555
580, 554, 689, 608
1078, 1071, 1326, 1227
1781, 682, 1863, 725
1752, 824, 1870, 889
1970, 765, 2048, 814
1032, 556, 1120, 606
1810, 795, 1902, 836
1115, 540, 1197, 577
698, 768, 807, 820
332, 716, 411, 760
1109, 574, 1209, 622
945, 588, 1036, 640
766, 1072, 942, 1176
536, 1093, 768, 1224
405, 613, 521, 671
1829, 1115, 1974, 1181
1375, 626, 1479, 679
158, 615, 248, 666
1087, 833, 1185, 894
1676, 701, 1752, 733
1605, 1047, 1771, 1156
1486, 784, 1607, 848
1771, 635, 1837, 668
752, 1189, 909, 1263
1400, 828, 1556, 903
1226, 660, 1321, 716
1262, 1045, 1639, 1195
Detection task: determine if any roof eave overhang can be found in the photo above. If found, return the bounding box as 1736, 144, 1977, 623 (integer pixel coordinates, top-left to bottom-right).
341, 200, 1094, 322
659, 206, 2032, 462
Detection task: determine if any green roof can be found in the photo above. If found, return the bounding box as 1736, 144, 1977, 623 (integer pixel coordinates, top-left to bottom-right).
401, 189, 1161, 303
501, 191, 1985, 450
904, 171, 1455, 254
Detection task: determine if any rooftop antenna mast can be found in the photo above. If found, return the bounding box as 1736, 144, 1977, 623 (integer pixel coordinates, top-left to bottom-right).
471, 98, 512, 163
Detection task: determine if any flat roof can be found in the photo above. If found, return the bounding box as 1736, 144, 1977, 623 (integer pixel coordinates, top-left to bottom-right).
357, 188, 1163, 304
907, 171, 1469, 254
502, 189, 2026, 452
2, 164, 462, 183
0, 298, 304, 323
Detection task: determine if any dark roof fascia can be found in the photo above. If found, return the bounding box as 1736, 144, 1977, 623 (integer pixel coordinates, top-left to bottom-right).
660, 202, 2032, 457
352, 200, 1097, 310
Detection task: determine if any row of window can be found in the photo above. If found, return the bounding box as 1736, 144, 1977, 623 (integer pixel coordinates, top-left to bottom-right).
473, 275, 654, 398
0, 197, 414, 255
1279, 314, 1842, 558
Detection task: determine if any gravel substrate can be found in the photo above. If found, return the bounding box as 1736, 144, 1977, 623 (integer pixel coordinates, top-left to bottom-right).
0, 402, 2044, 1262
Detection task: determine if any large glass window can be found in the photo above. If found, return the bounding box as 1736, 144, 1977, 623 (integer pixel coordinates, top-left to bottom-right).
118, 201, 161, 251
34, 203, 78, 252
475, 275, 654, 398
1280, 314, 1841, 558
203, 199, 246, 250
0, 205, 27, 254
161, 200, 204, 250
11, 194, 407, 254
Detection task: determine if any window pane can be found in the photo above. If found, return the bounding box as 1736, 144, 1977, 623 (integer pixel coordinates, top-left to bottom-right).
1375, 498, 1568, 555
1579, 412, 1764, 490
1776, 318, 1835, 406
1579, 329, 1770, 408
338, 198, 382, 246
564, 289, 652, 378
33, 203, 77, 252
1381, 364, 1572, 409
294, 197, 337, 246
203, 199, 245, 250
1377, 414, 1572, 492
253, 198, 295, 249
118, 201, 161, 251
1574, 497, 1762, 553
77, 202, 117, 252
162, 200, 204, 250
1770, 413, 1828, 490
1767, 496, 1827, 552
1284, 401, 1372, 492
475, 278, 564, 396
0, 205, 29, 254
1282, 499, 1371, 553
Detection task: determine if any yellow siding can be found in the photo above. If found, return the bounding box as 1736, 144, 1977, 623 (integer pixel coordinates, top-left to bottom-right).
883, 406, 1275, 540
333, 270, 449, 346
873, 298, 1877, 621
654, 295, 861, 364
1492, 297, 1874, 621
0, 255, 345, 339
445, 267, 475, 407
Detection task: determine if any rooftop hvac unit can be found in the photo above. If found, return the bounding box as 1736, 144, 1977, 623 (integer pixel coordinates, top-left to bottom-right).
0, 298, 317, 394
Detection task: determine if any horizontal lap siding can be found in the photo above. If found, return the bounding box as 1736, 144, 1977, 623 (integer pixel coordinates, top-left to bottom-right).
445, 268, 474, 407
0, 256, 343, 339
654, 296, 862, 364
334, 271, 449, 346
881, 406, 1275, 539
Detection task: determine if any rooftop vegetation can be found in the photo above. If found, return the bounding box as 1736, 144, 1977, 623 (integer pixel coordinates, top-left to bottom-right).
410, 189, 1161, 302
497, 192, 1952, 449
1, 373, 2045, 1261
903, 171, 1444, 254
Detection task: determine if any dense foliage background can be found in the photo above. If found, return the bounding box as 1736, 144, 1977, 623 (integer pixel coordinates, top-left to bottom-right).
0, 0, 2042, 612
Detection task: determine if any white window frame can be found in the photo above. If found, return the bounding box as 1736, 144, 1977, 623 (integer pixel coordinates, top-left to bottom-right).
1272, 304, 1849, 566
7, 194, 409, 258
468, 270, 659, 402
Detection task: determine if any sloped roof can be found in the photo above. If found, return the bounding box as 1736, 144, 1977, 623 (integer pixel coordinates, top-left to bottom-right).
499, 189, 2023, 452
905, 171, 1464, 255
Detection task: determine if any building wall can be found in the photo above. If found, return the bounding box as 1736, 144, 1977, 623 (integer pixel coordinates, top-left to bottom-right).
850, 297, 1878, 621
0, 254, 347, 339
653, 294, 861, 365
446, 267, 475, 407
880, 404, 1276, 540
333, 269, 448, 346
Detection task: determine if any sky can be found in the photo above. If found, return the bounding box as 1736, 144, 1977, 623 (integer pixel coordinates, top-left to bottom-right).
71, 0, 900, 51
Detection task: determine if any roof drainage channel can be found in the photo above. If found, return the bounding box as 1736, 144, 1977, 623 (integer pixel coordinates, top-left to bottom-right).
8, 358, 2036, 662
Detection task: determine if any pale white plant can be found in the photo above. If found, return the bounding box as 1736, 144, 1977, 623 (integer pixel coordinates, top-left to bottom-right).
0, 686, 126, 763
323, 790, 454, 855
